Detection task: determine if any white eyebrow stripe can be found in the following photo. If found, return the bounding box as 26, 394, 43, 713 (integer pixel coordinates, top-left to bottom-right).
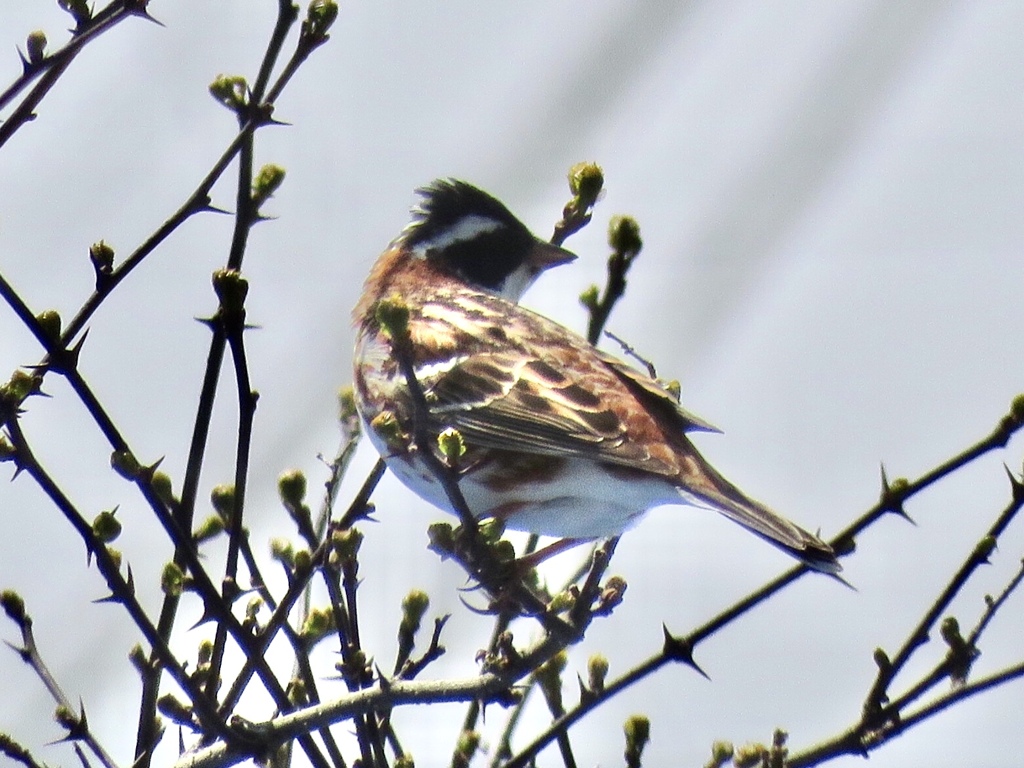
412, 214, 503, 254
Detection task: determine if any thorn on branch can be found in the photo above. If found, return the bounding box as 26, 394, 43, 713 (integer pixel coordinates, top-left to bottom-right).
661, 625, 709, 679
878, 465, 913, 522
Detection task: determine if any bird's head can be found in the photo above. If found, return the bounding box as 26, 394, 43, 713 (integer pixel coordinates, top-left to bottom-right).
399, 179, 576, 302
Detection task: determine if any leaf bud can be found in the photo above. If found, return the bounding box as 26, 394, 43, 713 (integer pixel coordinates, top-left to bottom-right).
608, 215, 643, 255
270, 538, 295, 568
300, 606, 333, 645
57, 0, 92, 29
89, 241, 114, 277
91, 508, 121, 543
587, 653, 609, 693
623, 714, 651, 766
567, 162, 604, 209
303, 0, 340, 44
252, 164, 286, 208
374, 295, 411, 340
156, 694, 194, 727
25, 31, 47, 65
579, 284, 600, 311
211, 268, 248, 318
277, 468, 308, 508
0, 590, 26, 625
161, 562, 186, 597
208, 74, 249, 112
400, 589, 430, 636
330, 527, 364, 562
110, 449, 142, 480
437, 427, 466, 464
151, 471, 175, 506
192, 516, 225, 545
338, 385, 358, 421
210, 484, 235, 521
36, 310, 61, 343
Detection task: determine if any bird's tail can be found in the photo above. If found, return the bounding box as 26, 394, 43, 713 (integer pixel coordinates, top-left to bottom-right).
676, 452, 841, 573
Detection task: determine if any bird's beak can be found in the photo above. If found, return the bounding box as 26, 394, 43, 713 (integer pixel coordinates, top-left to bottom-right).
528, 240, 577, 271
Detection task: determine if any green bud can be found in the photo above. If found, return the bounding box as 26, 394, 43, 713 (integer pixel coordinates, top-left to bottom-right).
394, 756, 416, 768
287, 677, 308, 705
197, 639, 214, 666
374, 295, 411, 340
208, 74, 249, 112
110, 449, 142, 480
941, 615, 977, 684
623, 714, 651, 766
587, 654, 609, 693
0, 436, 13, 463
872, 647, 891, 673
1010, 393, 1024, 424
0, 590, 26, 624
437, 427, 466, 463
338, 385, 358, 421
888, 477, 909, 495
598, 575, 628, 612
608, 215, 643, 255
370, 410, 407, 451
89, 241, 114, 276
1, 369, 41, 405
161, 562, 186, 597
270, 537, 295, 567
478, 517, 505, 543
335, 647, 372, 680
36, 310, 61, 343
973, 535, 997, 563
193, 514, 225, 543
25, 31, 47, 65
252, 164, 286, 208
106, 546, 122, 572
210, 484, 235, 521
579, 284, 600, 311
707, 740, 734, 768
212, 268, 248, 317
278, 469, 308, 507
300, 606, 333, 645
330, 527, 364, 562
156, 694, 193, 726
128, 644, 149, 675
241, 597, 262, 634
491, 539, 516, 565
293, 548, 312, 573
567, 162, 604, 208
453, 731, 480, 765
92, 508, 121, 543
663, 379, 681, 402
535, 650, 567, 705
400, 589, 430, 635
940, 616, 963, 646
151, 471, 175, 506
57, 0, 92, 28
245, 596, 263, 621
547, 588, 576, 614
54, 704, 79, 732
303, 0, 340, 43
427, 522, 455, 554
733, 743, 767, 768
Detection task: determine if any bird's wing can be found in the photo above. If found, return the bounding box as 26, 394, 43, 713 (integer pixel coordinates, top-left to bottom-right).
410, 295, 840, 572
594, 350, 721, 434
417, 298, 701, 477
428, 351, 678, 473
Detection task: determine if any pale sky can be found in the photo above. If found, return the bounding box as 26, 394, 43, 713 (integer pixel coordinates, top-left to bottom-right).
1, 2, 1022, 767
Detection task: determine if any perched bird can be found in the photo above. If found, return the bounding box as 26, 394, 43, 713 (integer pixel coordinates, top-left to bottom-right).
352, 179, 839, 572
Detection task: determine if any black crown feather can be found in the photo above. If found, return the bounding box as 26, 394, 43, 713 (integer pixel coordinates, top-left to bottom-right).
401, 179, 536, 292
